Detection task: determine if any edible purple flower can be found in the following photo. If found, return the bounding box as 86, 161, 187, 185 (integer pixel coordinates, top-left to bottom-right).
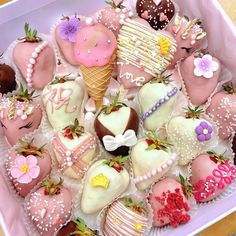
193, 54, 219, 79
60, 17, 80, 43
195, 121, 213, 142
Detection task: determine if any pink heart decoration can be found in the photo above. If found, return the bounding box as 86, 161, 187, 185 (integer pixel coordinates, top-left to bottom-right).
141, 10, 150, 20
38, 208, 47, 219
159, 12, 168, 22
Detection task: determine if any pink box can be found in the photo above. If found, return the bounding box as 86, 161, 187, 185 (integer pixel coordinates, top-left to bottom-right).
0, 0, 235, 235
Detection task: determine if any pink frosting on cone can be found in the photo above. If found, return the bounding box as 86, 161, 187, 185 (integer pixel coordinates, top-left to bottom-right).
74, 23, 117, 67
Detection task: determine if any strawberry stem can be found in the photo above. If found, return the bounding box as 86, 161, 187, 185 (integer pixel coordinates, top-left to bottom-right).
184, 106, 203, 119
105, 0, 125, 9
63, 118, 85, 139
18, 23, 42, 42
207, 151, 227, 164
15, 83, 36, 102
103, 156, 128, 172
42, 178, 63, 195
222, 82, 236, 95
71, 218, 98, 235
151, 71, 173, 85
179, 174, 193, 199
123, 197, 146, 215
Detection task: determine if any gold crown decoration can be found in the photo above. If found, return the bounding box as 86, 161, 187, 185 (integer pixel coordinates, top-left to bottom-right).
91, 173, 110, 188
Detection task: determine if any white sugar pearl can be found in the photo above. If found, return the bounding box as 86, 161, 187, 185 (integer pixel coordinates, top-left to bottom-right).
85, 17, 94, 26
27, 68, 33, 73
119, 19, 125, 25
162, 163, 167, 169
67, 161, 73, 167
120, 13, 126, 19
35, 47, 41, 53
21, 114, 27, 120
32, 52, 38, 58
39, 45, 44, 50
16, 109, 23, 116
42, 41, 47, 46
26, 78, 31, 82
128, 11, 133, 17
122, 8, 127, 13
66, 150, 71, 156
29, 58, 36, 64
66, 157, 71, 161
157, 167, 162, 173
115, 8, 121, 13
152, 169, 157, 176
28, 83, 33, 88
27, 64, 33, 68
167, 160, 173, 165
26, 73, 31, 77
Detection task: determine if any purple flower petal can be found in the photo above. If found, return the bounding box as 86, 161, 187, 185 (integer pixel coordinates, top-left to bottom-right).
197, 134, 206, 142
195, 125, 203, 134
200, 121, 209, 128
205, 133, 212, 141
207, 125, 213, 134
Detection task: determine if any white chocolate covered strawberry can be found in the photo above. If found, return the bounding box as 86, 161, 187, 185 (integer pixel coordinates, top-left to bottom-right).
167, 106, 215, 165
81, 156, 130, 214
190, 152, 236, 202
97, 0, 133, 37
131, 132, 176, 190
94, 94, 139, 156
178, 52, 220, 105
42, 73, 84, 130
6, 139, 51, 197
148, 176, 191, 228
138, 74, 178, 131
26, 178, 72, 236
206, 83, 236, 140
103, 197, 149, 236
0, 85, 42, 146
13, 23, 55, 89
52, 119, 97, 179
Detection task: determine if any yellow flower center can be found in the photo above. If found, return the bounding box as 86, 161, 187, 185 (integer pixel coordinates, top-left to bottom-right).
20, 164, 29, 173
135, 222, 142, 232
203, 129, 209, 135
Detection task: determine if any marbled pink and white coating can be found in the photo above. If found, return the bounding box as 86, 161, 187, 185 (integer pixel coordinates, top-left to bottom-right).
74, 21, 117, 67
97, 6, 133, 37
0, 97, 42, 146
190, 154, 236, 202
179, 53, 220, 105
103, 201, 149, 236
26, 186, 72, 236
6, 150, 51, 197
206, 92, 236, 140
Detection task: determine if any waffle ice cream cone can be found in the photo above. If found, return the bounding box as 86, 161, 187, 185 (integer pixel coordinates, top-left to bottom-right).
80, 52, 116, 109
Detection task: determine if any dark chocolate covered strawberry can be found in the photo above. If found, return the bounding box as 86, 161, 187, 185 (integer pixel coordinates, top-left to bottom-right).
136, 0, 175, 30
94, 94, 139, 156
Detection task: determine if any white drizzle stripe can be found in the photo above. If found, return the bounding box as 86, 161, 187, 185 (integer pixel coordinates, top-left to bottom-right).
133, 154, 177, 184
104, 201, 148, 236
26, 41, 48, 88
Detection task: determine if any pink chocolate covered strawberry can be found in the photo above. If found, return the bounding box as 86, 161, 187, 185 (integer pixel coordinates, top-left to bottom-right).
179, 52, 220, 105
55, 15, 82, 65
117, 18, 176, 93
13, 23, 55, 89
6, 139, 51, 197
103, 197, 149, 236
94, 94, 139, 156
190, 152, 236, 202
52, 118, 97, 179
0, 85, 42, 146
136, 0, 176, 30
97, 0, 133, 37
206, 83, 236, 140
148, 176, 192, 228
131, 131, 176, 190
166, 15, 206, 69
26, 178, 72, 236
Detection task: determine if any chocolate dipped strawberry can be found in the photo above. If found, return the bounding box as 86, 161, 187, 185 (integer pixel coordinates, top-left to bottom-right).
26, 178, 72, 236
81, 156, 130, 214
206, 83, 236, 140
178, 52, 220, 105
166, 15, 206, 69
136, 0, 176, 30
94, 94, 139, 156
42, 72, 84, 130
55, 15, 82, 65
13, 23, 55, 89
138, 73, 178, 131
131, 131, 176, 190
148, 176, 192, 227
190, 152, 236, 202
167, 106, 215, 165
6, 139, 51, 197
103, 197, 149, 236
0, 84, 42, 146
117, 17, 176, 93
97, 0, 133, 37
52, 119, 97, 179
56, 218, 98, 236
0, 53, 16, 94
